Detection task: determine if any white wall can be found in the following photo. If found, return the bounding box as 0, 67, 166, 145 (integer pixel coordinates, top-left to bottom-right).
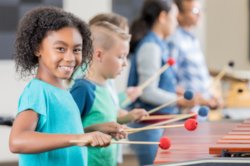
63, 0, 112, 22
205, 0, 249, 70
0, 61, 27, 116
0, 61, 25, 162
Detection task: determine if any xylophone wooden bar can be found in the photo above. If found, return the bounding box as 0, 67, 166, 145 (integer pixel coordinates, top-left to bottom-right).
209, 120, 250, 155
244, 120, 250, 123
232, 127, 250, 132
222, 135, 250, 140
209, 144, 250, 154
237, 124, 250, 127
228, 131, 250, 135
217, 140, 250, 144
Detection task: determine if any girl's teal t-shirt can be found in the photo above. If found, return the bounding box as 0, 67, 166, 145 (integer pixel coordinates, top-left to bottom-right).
17, 78, 87, 166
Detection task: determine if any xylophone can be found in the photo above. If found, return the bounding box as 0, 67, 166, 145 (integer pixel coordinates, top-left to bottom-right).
209, 119, 250, 157
154, 121, 250, 165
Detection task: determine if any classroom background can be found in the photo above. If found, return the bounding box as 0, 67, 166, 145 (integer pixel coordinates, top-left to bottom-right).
1, 0, 250, 165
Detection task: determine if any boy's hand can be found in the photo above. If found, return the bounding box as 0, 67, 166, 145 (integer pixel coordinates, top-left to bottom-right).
177, 96, 196, 108
127, 109, 149, 122
194, 92, 223, 110
92, 122, 127, 140
76, 131, 111, 147
111, 125, 127, 140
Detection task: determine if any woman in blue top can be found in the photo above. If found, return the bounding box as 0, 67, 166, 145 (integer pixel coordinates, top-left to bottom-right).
127, 0, 193, 165
9, 7, 112, 166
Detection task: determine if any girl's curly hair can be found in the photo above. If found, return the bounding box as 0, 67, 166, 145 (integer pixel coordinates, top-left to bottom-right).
15, 6, 93, 78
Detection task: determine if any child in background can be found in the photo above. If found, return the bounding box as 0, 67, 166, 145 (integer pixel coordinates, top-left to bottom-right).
89, 13, 146, 164
9, 7, 112, 166
71, 13, 142, 107
70, 21, 148, 166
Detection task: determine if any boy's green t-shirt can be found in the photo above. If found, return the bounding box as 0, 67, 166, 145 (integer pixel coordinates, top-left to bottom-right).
70, 79, 118, 166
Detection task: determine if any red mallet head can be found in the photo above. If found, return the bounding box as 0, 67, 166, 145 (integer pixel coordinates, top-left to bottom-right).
167, 58, 175, 66
184, 119, 198, 131
159, 136, 171, 150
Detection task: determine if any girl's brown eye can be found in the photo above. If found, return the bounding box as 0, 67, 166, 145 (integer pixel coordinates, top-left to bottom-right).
73, 48, 82, 54
57, 47, 65, 52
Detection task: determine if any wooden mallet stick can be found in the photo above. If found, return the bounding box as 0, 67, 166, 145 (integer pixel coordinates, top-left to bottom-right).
70, 137, 171, 150
139, 58, 175, 90
121, 58, 175, 107
130, 114, 197, 135
142, 106, 209, 121
147, 90, 193, 115
129, 113, 197, 135
125, 119, 197, 133
212, 61, 234, 86
141, 114, 180, 121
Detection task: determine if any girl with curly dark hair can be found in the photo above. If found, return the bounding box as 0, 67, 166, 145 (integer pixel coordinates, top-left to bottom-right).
9, 7, 112, 166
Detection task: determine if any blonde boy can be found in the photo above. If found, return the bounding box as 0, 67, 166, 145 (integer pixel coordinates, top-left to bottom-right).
70, 22, 147, 166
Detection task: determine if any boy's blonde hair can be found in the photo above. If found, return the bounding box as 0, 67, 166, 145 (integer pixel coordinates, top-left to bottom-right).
89, 13, 129, 32
90, 21, 131, 50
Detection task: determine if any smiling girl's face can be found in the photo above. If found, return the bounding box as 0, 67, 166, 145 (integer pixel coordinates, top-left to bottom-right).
36, 27, 83, 87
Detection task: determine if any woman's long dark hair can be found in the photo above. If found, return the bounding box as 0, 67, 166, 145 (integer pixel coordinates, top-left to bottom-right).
130, 0, 173, 53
